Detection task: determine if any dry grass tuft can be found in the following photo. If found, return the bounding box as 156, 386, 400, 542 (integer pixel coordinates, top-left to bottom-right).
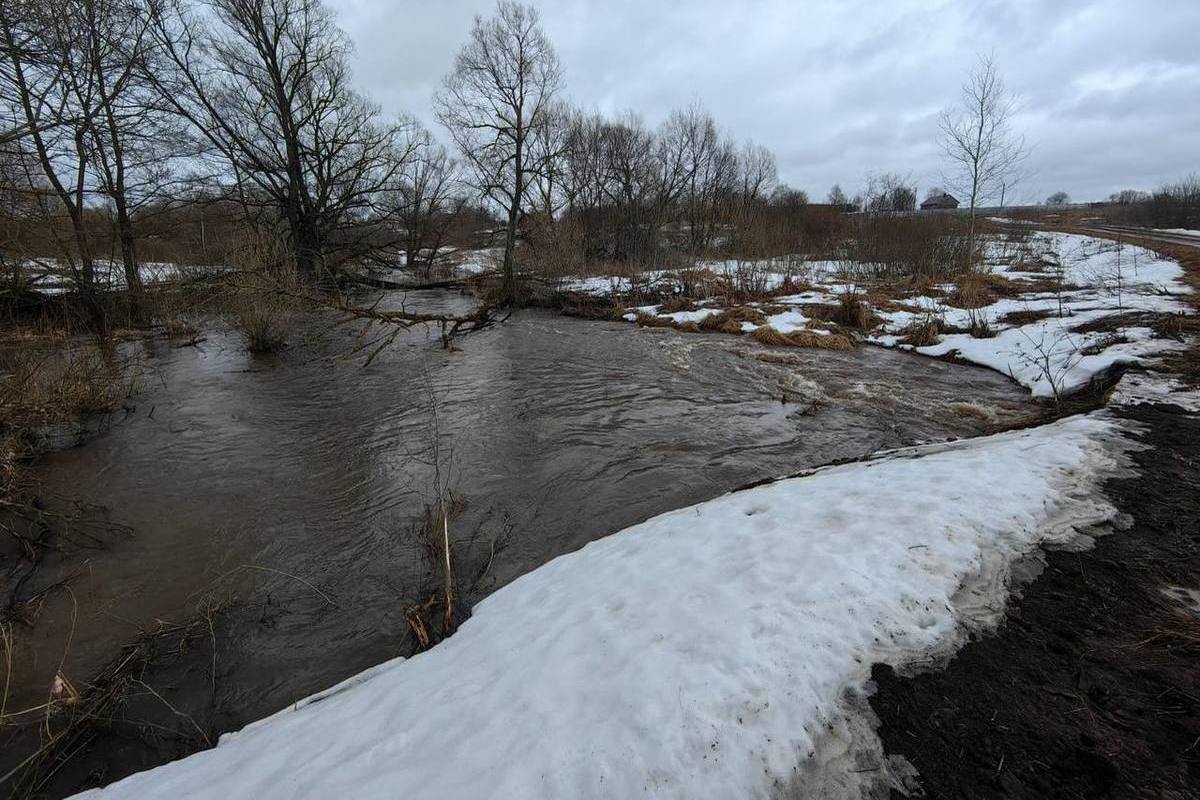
718, 319, 746, 335
899, 317, 944, 347
1154, 312, 1200, 338
634, 311, 677, 329
790, 330, 855, 351
699, 306, 768, 331
1001, 308, 1055, 326
946, 272, 1059, 308
751, 324, 795, 347
831, 292, 877, 331
751, 325, 854, 351
657, 295, 697, 314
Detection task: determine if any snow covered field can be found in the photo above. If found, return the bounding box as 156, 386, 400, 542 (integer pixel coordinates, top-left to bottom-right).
76, 413, 1134, 800
616, 232, 1194, 400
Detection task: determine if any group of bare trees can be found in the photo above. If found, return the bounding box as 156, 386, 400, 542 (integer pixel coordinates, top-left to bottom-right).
0, 0, 177, 319
1, 0, 471, 325
1, 0, 786, 312
2, 0, 1040, 320
550, 104, 781, 265
434, 3, 785, 298
1102, 176, 1200, 229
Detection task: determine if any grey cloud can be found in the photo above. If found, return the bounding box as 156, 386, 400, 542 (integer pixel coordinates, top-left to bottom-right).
329, 0, 1198, 201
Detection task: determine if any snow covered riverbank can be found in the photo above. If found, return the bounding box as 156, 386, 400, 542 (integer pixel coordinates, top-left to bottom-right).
77, 412, 1134, 799
605, 231, 1194, 401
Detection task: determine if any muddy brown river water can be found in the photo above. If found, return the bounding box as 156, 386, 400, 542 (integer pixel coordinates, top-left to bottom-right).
4, 292, 1037, 795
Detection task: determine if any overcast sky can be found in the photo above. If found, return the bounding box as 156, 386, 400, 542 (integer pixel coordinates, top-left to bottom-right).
328, 0, 1198, 204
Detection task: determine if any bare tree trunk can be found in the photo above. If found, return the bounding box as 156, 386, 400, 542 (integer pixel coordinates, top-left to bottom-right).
502, 136, 524, 305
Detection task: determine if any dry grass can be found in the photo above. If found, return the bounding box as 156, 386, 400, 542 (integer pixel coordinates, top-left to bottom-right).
1001, 308, 1056, 326
750, 325, 854, 351
830, 292, 877, 331
698, 306, 767, 332
657, 295, 697, 314
0, 605, 222, 797
899, 317, 944, 347
0, 343, 139, 611
0, 347, 129, 424
1154, 312, 1200, 338
234, 288, 296, 353
634, 311, 677, 329
946, 272, 1069, 309
718, 319, 745, 335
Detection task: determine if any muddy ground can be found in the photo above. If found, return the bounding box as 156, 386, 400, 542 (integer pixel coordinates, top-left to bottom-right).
871, 401, 1200, 799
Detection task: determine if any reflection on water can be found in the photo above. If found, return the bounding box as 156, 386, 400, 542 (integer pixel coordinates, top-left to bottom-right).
7, 291, 1034, 790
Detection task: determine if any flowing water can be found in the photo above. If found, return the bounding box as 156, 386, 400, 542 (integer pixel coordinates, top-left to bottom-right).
4, 292, 1036, 793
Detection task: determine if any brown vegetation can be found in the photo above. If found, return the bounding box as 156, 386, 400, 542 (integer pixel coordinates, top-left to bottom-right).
697, 306, 766, 331
898, 317, 945, 347
844, 215, 974, 282
750, 325, 854, 351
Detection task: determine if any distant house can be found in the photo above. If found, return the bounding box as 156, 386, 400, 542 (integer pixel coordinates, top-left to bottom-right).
920, 192, 959, 210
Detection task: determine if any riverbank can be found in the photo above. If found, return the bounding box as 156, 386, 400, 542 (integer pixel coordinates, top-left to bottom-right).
867, 229, 1200, 799
5, 230, 1197, 798
871, 401, 1200, 799
73, 411, 1135, 799
1, 304, 1034, 798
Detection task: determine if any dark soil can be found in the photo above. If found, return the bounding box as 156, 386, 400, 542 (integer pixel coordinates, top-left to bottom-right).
871, 402, 1200, 799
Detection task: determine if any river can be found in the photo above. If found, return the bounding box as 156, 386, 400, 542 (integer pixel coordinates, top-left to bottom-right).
3, 291, 1036, 795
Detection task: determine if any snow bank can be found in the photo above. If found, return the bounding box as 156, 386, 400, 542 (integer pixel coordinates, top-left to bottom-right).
620, 232, 1193, 400
76, 414, 1131, 800
869, 232, 1193, 397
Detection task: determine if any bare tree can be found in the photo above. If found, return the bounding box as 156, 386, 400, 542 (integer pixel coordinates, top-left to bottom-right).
435, 1, 563, 305
939, 54, 1027, 272
739, 141, 777, 205
827, 184, 848, 206
1045, 191, 1070, 207
147, 0, 416, 279
1, 0, 103, 318
863, 171, 916, 213
393, 127, 464, 275
656, 102, 737, 253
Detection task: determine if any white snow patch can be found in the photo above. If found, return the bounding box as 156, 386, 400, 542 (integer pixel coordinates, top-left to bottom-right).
76, 414, 1131, 800
1109, 370, 1200, 412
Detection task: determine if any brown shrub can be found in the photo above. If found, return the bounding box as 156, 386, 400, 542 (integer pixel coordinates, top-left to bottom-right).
0, 344, 138, 498
235, 288, 296, 353
847, 214, 974, 281
967, 311, 995, 339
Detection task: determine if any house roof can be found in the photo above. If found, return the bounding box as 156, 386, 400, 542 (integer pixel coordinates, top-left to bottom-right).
921, 192, 959, 207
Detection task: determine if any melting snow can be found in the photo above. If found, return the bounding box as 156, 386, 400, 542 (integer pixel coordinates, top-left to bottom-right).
76, 413, 1131, 799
